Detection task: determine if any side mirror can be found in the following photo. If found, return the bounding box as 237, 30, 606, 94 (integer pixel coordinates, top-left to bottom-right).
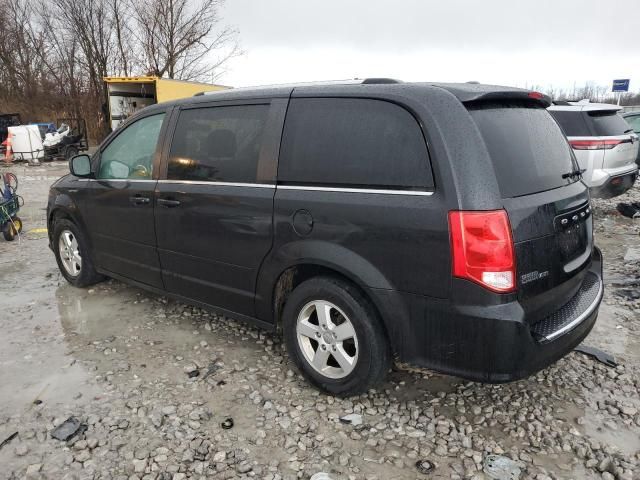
69, 154, 92, 178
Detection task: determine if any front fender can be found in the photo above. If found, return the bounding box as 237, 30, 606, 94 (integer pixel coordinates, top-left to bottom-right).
47, 190, 90, 249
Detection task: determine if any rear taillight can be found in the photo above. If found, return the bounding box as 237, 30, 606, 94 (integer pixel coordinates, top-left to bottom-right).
569, 139, 624, 150
448, 210, 516, 293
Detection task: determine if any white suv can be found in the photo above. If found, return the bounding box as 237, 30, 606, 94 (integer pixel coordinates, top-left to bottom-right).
549, 101, 639, 198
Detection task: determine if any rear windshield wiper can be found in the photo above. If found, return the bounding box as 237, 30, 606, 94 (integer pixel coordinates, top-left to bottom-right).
562, 169, 585, 179
624, 128, 634, 134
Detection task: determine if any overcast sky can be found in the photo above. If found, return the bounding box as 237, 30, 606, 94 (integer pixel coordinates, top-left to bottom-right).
220, 0, 638, 93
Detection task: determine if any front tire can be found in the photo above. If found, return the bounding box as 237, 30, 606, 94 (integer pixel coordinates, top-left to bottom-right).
53, 219, 104, 287
283, 276, 391, 396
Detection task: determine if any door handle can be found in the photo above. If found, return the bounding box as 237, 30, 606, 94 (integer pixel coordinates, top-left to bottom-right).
130, 195, 150, 205
157, 198, 181, 208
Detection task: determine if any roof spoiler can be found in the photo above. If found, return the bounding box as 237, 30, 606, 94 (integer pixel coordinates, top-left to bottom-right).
462, 90, 552, 108
433, 84, 552, 108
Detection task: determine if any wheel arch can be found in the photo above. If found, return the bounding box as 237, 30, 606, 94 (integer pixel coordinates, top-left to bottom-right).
256, 241, 407, 356
48, 201, 92, 252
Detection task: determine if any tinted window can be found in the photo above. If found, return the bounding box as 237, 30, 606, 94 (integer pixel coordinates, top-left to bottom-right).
588, 111, 632, 136
624, 114, 640, 134
549, 110, 591, 136
168, 105, 269, 182
469, 104, 577, 198
98, 113, 165, 179
279, 98, 433, 190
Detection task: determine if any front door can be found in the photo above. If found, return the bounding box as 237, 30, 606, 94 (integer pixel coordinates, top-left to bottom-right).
155, 100, 285, 315
85, 111, 167, 288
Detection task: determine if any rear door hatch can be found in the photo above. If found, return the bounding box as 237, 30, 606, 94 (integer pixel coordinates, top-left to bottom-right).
468, 102, 592, 322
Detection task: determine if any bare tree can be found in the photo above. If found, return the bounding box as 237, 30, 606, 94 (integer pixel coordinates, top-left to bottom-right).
132, 0, 240, 81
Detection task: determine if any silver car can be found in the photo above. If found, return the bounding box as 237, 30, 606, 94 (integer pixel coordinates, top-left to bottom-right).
549, 102, 639, 198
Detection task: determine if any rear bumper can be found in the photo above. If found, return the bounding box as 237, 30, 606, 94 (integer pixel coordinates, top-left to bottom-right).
372, 248, 603, 383
590, 168, 637, 198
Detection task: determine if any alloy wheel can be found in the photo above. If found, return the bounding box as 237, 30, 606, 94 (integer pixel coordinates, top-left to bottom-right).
58, 229, 82, 277
296, 300, 359, 379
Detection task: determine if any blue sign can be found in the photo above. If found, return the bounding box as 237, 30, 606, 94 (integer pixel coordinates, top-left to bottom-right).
612, 79, 630, 92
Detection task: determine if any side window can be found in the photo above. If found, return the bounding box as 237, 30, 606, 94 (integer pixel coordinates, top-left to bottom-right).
278, 98, 433, 190
167, 104, 269, 183
98, 113, 165, 179
626, 115, 640, 134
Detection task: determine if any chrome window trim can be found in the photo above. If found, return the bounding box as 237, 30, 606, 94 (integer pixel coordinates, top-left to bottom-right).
543, 276, 603, 341
77, 178, 156, 182
76, 179, 434, 195
158, 180, 275, 188
277, 185, 434, 196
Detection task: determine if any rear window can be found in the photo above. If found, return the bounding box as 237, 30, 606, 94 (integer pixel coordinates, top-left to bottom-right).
278, 98, 433, 190
587, 111, 631, 136
548, 110, 591, 136
469, 103, 577, 198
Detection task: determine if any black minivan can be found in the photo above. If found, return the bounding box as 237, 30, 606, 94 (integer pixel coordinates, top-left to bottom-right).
48, 80, 603, 395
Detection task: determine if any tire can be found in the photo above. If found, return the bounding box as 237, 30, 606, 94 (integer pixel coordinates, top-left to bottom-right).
2, 223, 16, 241
64, 146, 78, 161
282, 276, 391, 396
52, 218, 104, 287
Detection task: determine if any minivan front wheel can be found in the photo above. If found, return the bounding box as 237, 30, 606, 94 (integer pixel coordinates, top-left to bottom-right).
53, 219, 104, 287
283, 276, 391, 395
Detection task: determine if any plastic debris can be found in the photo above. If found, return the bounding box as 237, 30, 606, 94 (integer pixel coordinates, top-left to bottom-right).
339, 413, 363, 426
617, 203, 640, 219
51, 417, 86, 441
574, 345, 618, 368
0, 431, 18, 451
310, 473, 335, 480
221, 417, 234, 429
202, 361, 222, 379
415, 459, 435, 474
483, 455, 523, 480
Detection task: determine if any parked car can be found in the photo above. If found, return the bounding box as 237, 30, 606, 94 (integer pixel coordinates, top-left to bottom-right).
621, 110, 640, 166
548, 102, 639, 198
48, 80, 603, 395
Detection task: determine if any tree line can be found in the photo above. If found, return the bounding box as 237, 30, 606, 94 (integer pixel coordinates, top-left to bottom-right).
0, 0, 239, 142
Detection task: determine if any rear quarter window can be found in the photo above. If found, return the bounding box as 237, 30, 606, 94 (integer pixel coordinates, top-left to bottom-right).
587, 111, 632, 136
278, 98, 433, 190
469, 103, 577, 198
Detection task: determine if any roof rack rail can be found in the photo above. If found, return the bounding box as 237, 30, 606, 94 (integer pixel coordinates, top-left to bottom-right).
361, 78, 403, 84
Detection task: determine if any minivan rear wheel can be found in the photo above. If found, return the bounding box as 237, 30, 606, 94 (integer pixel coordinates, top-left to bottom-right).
283, 276, 391, 396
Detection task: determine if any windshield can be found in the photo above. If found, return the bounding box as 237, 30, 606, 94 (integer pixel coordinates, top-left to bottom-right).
469, 103, 578, 198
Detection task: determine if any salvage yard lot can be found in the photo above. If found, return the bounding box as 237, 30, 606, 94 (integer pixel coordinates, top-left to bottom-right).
0, 162, 638, 480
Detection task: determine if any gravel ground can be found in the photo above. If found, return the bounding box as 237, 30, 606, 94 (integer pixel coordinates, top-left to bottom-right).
0, 162, 638, 480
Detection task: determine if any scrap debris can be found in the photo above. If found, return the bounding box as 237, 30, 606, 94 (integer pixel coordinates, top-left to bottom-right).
415, 459, 435, 474
51, 417, 86, 442
574, 345, 618, 368
483, 454, 524, 480
616, 202, 640, 219
0, 431, 18, 451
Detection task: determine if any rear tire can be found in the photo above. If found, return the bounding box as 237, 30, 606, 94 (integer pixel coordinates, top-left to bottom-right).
282, 276, 391, 396
64, 146, 79, 161
2, 223, 16, 241
53, 218, 104, 287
